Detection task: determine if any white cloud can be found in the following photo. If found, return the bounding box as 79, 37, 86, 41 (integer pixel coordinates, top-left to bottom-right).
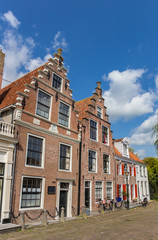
1, 11, 20, 29
102, 69, 156, 121
130, 110, 158, 146
52, 31, 68, 50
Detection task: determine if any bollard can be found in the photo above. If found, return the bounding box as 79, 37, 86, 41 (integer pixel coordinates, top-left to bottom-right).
20, 211, 25, 230
83, 206, 87, 219
121, 200, 125, 209
101, 203, 104, 214
112, 200, 115, 211
42, 209, 48, 226
60, 207, 65, 223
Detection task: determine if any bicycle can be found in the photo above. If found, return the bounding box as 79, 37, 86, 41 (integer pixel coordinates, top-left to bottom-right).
142, 197, 148, 207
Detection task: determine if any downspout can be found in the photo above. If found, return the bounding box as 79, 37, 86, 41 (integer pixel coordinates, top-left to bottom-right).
77, 129, 82, 216
9, 143, 17, 220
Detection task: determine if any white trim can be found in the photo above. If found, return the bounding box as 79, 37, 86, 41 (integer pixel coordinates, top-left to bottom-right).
52, 72, 63, 93
19, 175, 45, 211
102, 125, 109, 146
89, 118, 98, 142
25, 133, 45, 169
88, 149, 97, 173
95, 180, 103, 201
35, 88, 52, 121
58, 142, 72, 172
84, 180, 92, 211
56, 180, 72, 218
58, 100, 71, 129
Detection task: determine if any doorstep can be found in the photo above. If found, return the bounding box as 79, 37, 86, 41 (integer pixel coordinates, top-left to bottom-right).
0, 223, 21, 234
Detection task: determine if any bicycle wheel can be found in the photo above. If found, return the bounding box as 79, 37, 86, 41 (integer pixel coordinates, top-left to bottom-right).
104, 203, 111, 210
115, 201, 121, 209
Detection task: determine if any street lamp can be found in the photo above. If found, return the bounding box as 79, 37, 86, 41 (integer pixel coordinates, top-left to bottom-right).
124, 163, 130, 210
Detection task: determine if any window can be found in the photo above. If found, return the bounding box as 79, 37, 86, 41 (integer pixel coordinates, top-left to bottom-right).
144, 167, 146, 177
58, 102, 70, 127
136, 166, 139, 174
89, 150, 96, 172
106, 181, 113, 200
60, 144, 71, 171
21, 177, 42, 208
36, 90, 51, 119
102, 126, 108, 145
95, 181, 102, 200
52, 73, 62, 91
131, 166, 134, 176
141, 181, 144, 196
26, 135, 43, 167
103, 154, 110, 174
145, 181, 147, 195
140, 166, 143, 177
118, 162, 122, 175
123, 144, 128, 156
90, 119, 97, 141
118, 185, 122, 198
97, 106, 102, 118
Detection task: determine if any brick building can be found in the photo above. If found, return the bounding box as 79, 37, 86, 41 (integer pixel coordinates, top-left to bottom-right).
76, 82, 116, 212
0, 49, 80, 221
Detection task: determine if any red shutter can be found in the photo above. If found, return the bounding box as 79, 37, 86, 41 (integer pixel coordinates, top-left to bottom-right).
135, 184, 138, 197
117, 184, 119, 197
117, 164, 119, 175
134, 166, 136, 176
131, 185, 132, 199
130, 166, 132, 176
122, 164, 124, 175
123, 184, 126, 200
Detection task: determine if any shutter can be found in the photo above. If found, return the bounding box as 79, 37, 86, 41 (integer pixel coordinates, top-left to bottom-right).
131, 185, 132, 199
117, 164, 119, 175
134, 166, 136, 176
117, 184, 119, 197
123, 184, 126, 200
135, 184, 138, 197
130, 166, 132, 176
122, 164, 124, 175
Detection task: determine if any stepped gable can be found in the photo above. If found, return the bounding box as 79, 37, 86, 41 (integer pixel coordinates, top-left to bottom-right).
0, 65, 44, 109
75, 96, 92, 120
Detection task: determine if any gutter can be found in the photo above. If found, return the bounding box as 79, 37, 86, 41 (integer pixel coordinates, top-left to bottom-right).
77, 131, 82, 215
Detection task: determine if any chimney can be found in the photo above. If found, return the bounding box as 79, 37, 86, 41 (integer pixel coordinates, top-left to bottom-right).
53, 48, 64, 66
0, 49, 5, 89
95, 81, 102, 97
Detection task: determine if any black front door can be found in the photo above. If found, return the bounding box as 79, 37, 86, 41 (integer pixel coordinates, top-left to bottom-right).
59, 190, 67, 217
85, 181, 90, 209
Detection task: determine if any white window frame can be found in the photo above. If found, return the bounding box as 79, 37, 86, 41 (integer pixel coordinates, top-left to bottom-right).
118, 162, 122, 175
59, 142, 72, 172
95, 181, 103, 201
35, 89, 52, 121
19, 175, 45, 211
84, 180, 92, 210
103, 154, 110, 174
102, 125, 109, 146
88, 149, 97, 173
90, 119, 98, 141
52, 72, 63, 92
58, 101, 71, 128
25, 133, 45, 169
97, 106, 102, 118
106, 181, 113, 200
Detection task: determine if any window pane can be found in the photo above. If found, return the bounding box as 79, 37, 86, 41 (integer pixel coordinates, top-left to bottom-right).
90, 120, 97, 140
36, 91, 50, 119
95, 181, 102, 200
52, 74, 62, 91
21, 178, 42, 208
60, 144, 70, 170
27, 136, 43, 167
89, 150, 96, 172
102, 126, 108, 144
58, 102, 70, 127
103, 154, 109, 173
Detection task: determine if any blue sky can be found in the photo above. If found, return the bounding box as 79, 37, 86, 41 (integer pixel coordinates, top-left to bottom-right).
0, 0, 158, 158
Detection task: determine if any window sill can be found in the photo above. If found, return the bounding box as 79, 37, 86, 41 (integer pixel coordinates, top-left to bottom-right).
19, 207, 43, 211
25, 165, 44, 169
59, 169, 71, 173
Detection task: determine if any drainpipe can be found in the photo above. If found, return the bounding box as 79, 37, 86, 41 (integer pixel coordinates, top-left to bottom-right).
77, 129, 82, 215
9, 144, 17, 220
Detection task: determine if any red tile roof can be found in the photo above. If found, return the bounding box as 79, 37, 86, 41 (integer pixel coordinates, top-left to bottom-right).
114, 146, 144, 164
114, 138, 124, 142
0, 65, 44, 109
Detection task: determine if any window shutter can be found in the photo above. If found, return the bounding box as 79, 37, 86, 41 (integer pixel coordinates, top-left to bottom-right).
135, 184, 138, 197
122, 164, 124, 175
134, 166, 136, 176
123, 184, 126, 200
117, 184, 119, 197
131, 185, 132, 199
130, 166, 132, 176
117, 164, 119, 175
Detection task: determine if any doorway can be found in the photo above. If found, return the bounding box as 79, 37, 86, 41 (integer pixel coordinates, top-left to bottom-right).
59, 182, 69, 217
85, 181, 91, 209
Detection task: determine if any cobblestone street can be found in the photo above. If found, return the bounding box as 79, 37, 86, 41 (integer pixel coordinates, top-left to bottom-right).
1, 201, 158, 240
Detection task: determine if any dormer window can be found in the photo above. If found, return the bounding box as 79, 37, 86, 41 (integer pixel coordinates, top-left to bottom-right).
52, 73, 62, 91
123, 143, 128, 156
97, 106, 102, 118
